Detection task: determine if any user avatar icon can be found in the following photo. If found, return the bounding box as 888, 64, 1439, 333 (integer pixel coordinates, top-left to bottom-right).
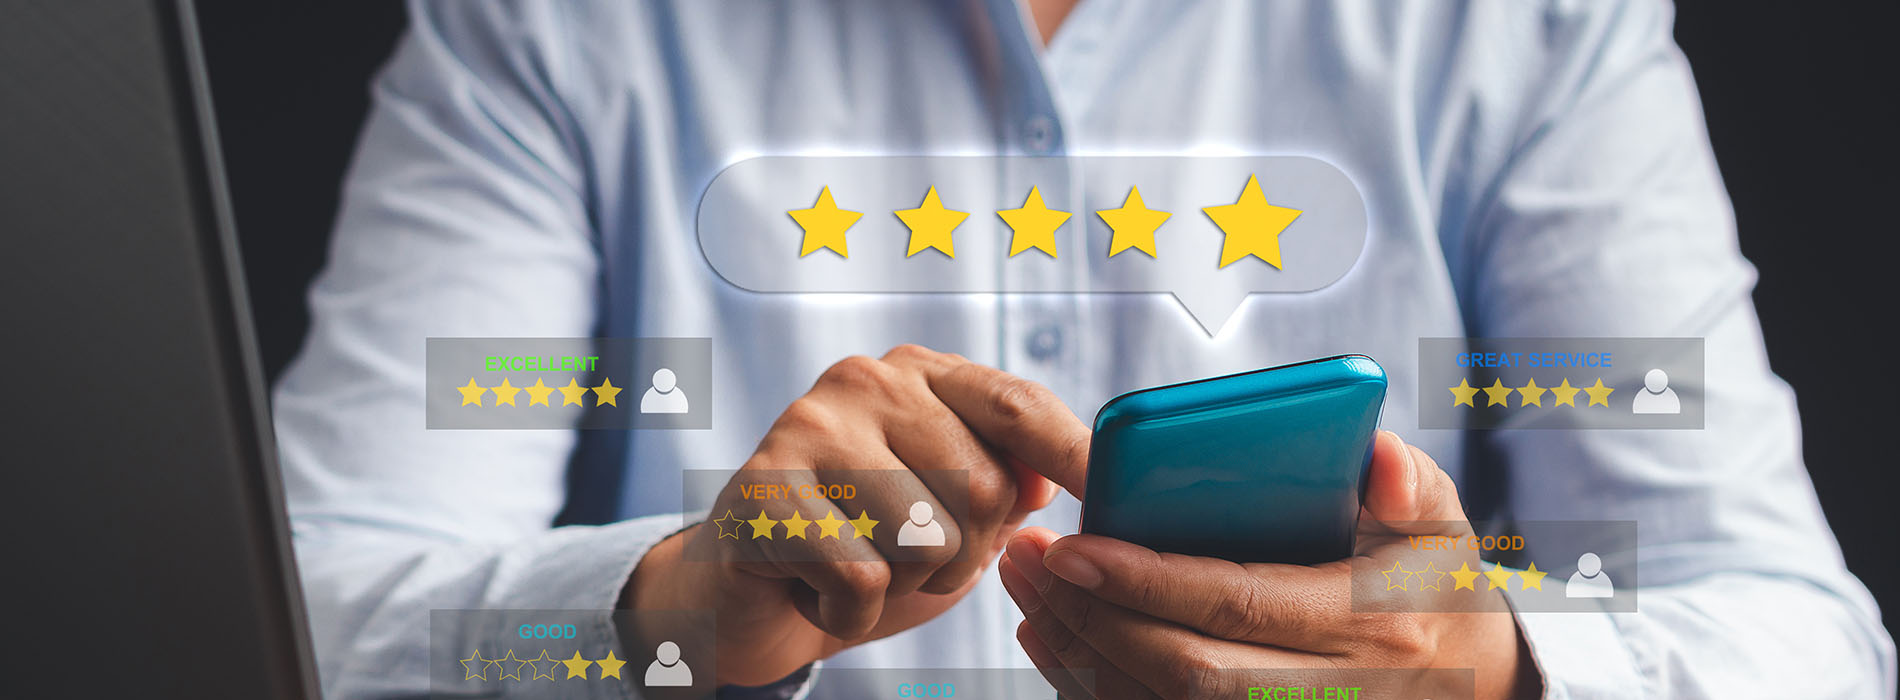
643, 640, 692, 687
897, 501, 946, 547
1565, 552, 1614, 598
640, 368, 690, 414
1630, 368, 1681, 415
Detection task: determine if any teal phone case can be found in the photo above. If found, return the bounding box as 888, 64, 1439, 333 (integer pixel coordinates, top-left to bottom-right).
1080, 355, 1387, 564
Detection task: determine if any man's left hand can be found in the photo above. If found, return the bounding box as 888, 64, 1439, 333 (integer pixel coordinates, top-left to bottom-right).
999, 431, 1540, 700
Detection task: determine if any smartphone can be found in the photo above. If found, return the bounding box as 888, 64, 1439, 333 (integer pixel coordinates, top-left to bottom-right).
1079, 355, 1387, 564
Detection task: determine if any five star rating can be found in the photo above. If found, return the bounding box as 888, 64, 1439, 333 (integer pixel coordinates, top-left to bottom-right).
1379, 560, 1550, 593
459, 649, 628, 682
788, 176, 1300, 266
458, 377, 624, 407
712, 508, 880, 540
1447, 377, 1615, 408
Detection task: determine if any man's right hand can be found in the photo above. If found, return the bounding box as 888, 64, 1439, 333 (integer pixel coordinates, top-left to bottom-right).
623, 345, 1090, 687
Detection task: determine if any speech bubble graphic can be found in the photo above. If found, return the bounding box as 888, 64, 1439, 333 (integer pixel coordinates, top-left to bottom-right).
697, 156, 1367, 335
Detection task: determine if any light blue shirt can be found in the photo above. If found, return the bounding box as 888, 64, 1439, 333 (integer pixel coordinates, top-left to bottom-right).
272, 1, 1895, 698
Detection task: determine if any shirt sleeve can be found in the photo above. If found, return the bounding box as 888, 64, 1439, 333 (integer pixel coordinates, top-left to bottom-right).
1452, 1, 1896, 697
268, 3, 757, 698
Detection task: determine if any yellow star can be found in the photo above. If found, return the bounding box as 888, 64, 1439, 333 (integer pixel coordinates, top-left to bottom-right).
813, 510, 846, 539
491, 378, 522, 406
524, 378, 556, 406
895, 186, 967, 258
1448, 379, 1479, 407
1517, 378, 1547, 407
789, 186, 861, 258
1550, 378, 1581, 407
497, 650, 523, 681
747, 510, 778, 539
1449, 562, 1481, 591
997, 186, 1069, 258
1419, 562, 1447, 591
1481, 378, 1513, 407
592, 378, 622, 407
1381, 561, 1410, 591
1519, 562, 1548, 591
848, 510, 879, 540
781, 510, 812, 539
558, 378, 589, 406
1096, 186, 1170, 258
1202, 174, 1302, 269
595, 650, 627, 679
710, 510, 741, 539
561, 650, 593, 679
461, 650, 490, 680
1483, 562, 1516, 591
457, 378, 487, 406
525, 650, 557, 681
1583, 378, 1615, 407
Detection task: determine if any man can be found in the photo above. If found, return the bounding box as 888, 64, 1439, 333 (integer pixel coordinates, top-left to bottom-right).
273, 0, 1895, 697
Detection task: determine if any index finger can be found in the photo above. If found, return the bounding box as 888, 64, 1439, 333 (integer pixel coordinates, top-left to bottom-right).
924, 362, 1090, 498
1039, 532, 1355, 652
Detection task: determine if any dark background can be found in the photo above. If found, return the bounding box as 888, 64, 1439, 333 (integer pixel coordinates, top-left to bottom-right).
194, 0, 1898, 659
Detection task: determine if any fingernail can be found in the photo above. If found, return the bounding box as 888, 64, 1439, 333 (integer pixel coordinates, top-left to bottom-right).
1043, 550, 1103, 589
1006, 538, 1053, 591
998, 558, 1043, 612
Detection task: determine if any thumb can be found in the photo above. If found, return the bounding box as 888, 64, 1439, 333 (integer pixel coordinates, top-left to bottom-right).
1362, 430, 1468, 526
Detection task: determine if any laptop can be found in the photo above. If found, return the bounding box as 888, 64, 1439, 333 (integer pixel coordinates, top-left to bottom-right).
0, 1, 321, 696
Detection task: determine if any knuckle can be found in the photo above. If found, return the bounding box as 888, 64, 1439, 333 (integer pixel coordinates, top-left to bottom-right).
882, 343, 935, 363
776, 397, 840, 437
1169, 646, 1227, 696
1056, 431, 1090, 473
821, 355, 887, 388
965, 468, 1016, 523
833, 560, 892, 601
1201, 577, 1273, 641
986, 375, 1054, 422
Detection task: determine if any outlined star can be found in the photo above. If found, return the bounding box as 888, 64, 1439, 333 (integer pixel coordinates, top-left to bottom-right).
848, 510, 879, 540
1516, 378, 1547, 407
1402, 565, 1426, 592
813, 510, 846, 539
524, 378, 555, 406
560, 651, 593, 679
497, 650, 524, 681
1481, 379, 1513, 407
1381, 561, 1411, 591
457, 378, 488, 406
1096, 186, 1170, 258
1449, 562, 1481, 591
1519, 562, 1548, 591
997, 186, 1069, 258
592, 378, 622, 407
492, 378, 522, 406
524, 650, 557, 681
461, 650, 491, 680
1583, 378, 1615, 407
895, 186, 967, 258
596, 650, 627, 679
1483, 562, 1516, 591
1550, 378, 1582, 407
710, 510, 741, 540
1202, 174, 1302, 269
781, 510, 812, 539
1449, 379, 1479, 407
558, 378, 590, 406
789, 186, 860, 258
1418, 562, 1447, 591
747, 510, 778, 540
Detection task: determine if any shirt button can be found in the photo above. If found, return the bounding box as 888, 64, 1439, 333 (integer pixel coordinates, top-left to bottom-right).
1026, 325, 1064, 361
1023, 115, 1056, 154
